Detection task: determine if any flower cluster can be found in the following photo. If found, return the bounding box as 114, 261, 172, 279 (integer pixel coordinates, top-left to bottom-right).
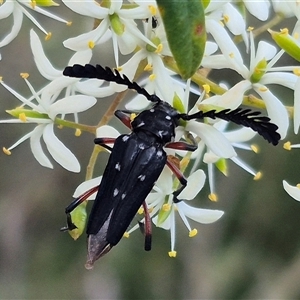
1, 0, 300, 259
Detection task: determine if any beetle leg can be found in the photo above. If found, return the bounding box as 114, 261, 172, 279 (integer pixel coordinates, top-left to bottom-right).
142, 201, 152, 251
60, 185, 99, 232
94, 137, 116, 151
114, 110, 133, 129
166, 158, 187, 203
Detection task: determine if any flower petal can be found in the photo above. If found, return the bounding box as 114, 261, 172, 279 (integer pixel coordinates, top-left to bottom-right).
30, 124, 53, 169
176, 202, 224, 224
186, 121, 236, 158
48, 95, 96, 119
43, 124, 80, 172
283, 180, 300, 202
178, 169, 206, 200
73, 176, 102, 199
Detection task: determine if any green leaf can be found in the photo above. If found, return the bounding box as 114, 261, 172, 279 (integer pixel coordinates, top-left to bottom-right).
156, 0, 206, 79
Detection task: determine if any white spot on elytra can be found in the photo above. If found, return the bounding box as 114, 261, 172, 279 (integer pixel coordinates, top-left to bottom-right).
157, 150, 163, 157
139, 144, 145, 150
115, 162, 121, 171
121, 193, 126, 199
166, 115, 171, 120
113, 188, 119, 197
122, 135, 129, 142
150, 108, 155, 112
137, 121, 145, 127
138, 174, 146, 181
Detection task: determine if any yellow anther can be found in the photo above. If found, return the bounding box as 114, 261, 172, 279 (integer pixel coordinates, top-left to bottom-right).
75, 128, 82, 137
0, 76, 3, 82
294, 32, 299, 40
130, 113, 137, 121
223, 14, 229, 23
148, 5, 157, 15
296, 184, 300, 189
138, 207, 144, 215
148, 207, 154, 213
123, 232, 130, 238
57, 124, 63, 129
219, 20, 225, 27
283, 141, 291, 150
254, 171, 262, 180
189, 229, 198, 237
19, 113, 27, 122
251, 144, 259, 153
229, 52, 234, 58
208, 193, 218, 202
45, 32, 52, 41
88, 40, 95, 49
203, 84, 211, 94
168, 251, 177, 257
144, 64, 153, 72
280, 28, 289, 35
162, 203, 171, 211
247, 26, 254, 31
20, 73, 29, 79
293, 68, 300, 76
31, 0, 36, 9
155, 43, 163, 53
116, 66, 123, 72
149, 74, 156, 81
3, 147, 11, 155
259, 86, 268, 92
66, 21, 72, 26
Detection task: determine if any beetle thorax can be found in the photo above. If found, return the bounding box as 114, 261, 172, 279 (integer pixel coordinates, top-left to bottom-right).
131, 101, 179, 145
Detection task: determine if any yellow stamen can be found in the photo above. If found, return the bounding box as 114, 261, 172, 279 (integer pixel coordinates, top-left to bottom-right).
138, 207, 144, 215
259, 86, 268, 92
296, 184, 300, 189
123, 232, 130, 238
144, 64, 153, 72
283, 141, 291, 150
294, 32, 299, 40
203, 84, 210, 94
254, 171, 262, 180
168, 251, 177, 257
208, 193, 218, 202
149, 74, 156, 81
155, 44, 163, 53
229, 52, 234, 58
20, 73, 29, 79
189, 229, 198, 237
3, 147, 11, 155
19, 113, 27, 122
162, 204, 171, 211
45, 32, 52, 41
293, 68, 300, 76
247, 26, 254, 31
0, 76, 3, 81
130, 113, 137, 121
148, 5, 156, 15
66, 21, 72, 26
116, 66, 123, 72
223, 14, 229, 23
75, 128, 81, 137
251, 144, 259, 153
57, 125, 63, 129
280, 28, 289, 35
88, 41, 95, 49
31, 0, 36, 9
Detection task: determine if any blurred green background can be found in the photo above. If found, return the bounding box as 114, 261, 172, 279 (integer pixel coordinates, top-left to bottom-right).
1, 3, 300, 299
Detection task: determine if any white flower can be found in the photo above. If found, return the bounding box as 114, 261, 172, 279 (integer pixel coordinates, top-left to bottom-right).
62, 0, 155, 66
145, 168, 224, 256
202, 23, 297, 139
0, 0, 70, 57
0, 75, 96, 172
